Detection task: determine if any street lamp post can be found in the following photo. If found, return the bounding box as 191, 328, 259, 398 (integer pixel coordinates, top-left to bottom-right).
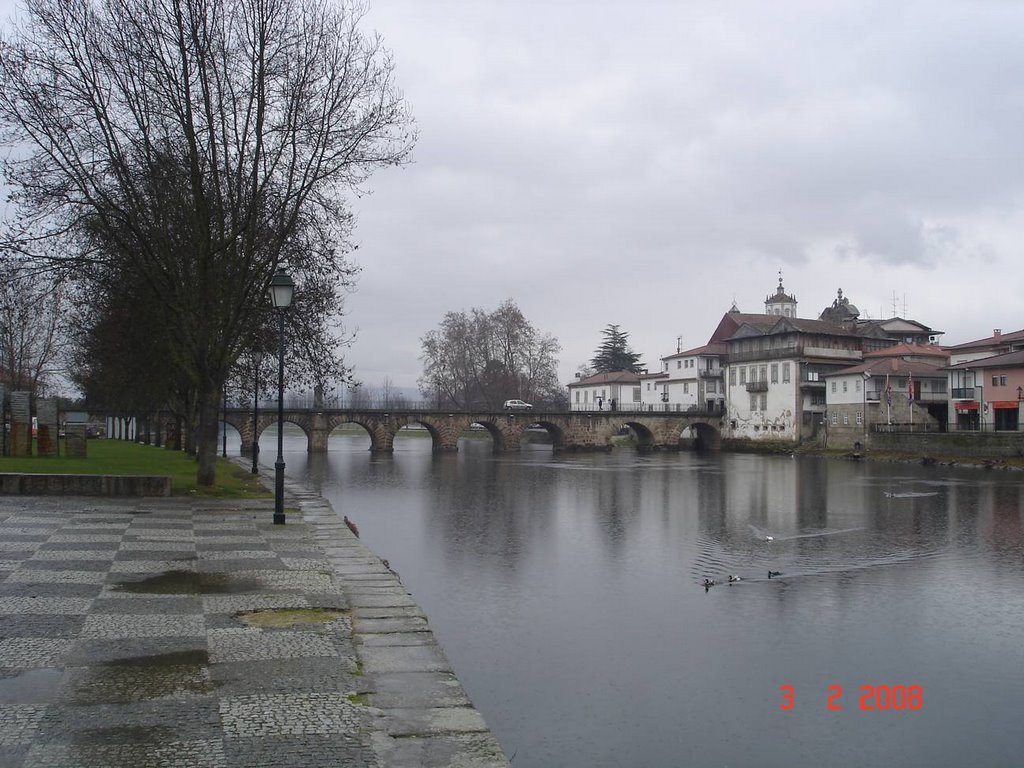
251, 349, 264, 475
268, 271, 295, 525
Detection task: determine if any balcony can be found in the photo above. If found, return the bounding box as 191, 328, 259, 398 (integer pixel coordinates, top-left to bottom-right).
867, 390, 948, 403
698, 369, 723, 378
745, 380, 769, 392
952, 388, 975, 399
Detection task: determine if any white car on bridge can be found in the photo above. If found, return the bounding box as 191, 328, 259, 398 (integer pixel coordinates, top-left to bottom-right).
503, 399, 533, 410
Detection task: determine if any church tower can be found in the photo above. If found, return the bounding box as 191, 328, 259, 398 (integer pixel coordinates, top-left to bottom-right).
764, 272, 797, 317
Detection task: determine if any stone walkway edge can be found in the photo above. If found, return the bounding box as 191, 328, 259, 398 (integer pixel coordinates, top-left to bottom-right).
286, 478, 513, 767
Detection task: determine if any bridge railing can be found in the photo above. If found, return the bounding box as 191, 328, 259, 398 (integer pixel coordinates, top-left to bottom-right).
569, 402, 724, 415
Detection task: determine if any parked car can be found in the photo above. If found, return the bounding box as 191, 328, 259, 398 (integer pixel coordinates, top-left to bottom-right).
503, 399, 533, 410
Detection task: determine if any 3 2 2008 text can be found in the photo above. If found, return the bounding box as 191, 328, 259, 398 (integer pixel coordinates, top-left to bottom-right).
778, 684, 923, 711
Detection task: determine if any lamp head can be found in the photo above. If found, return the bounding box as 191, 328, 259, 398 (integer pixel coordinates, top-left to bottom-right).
268, 271, 295, 309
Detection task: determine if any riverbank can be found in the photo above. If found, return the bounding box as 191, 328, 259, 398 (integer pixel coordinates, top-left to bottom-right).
0, 479, 510, 767
722, 436, 1024, 470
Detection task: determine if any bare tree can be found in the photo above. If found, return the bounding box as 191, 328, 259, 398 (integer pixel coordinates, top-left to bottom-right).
375, 376, 408, 409
418, 299, 562, 409
0, 0, 414, 484
0, 267, 67, 396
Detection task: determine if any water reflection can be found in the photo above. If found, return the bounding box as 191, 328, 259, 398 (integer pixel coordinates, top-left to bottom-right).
270, 434, 1024, 768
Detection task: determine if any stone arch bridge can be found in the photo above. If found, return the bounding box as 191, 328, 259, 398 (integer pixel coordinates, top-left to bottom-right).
223, 407, 723, 454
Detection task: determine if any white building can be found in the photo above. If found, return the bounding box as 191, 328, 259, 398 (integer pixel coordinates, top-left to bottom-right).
567, 371, 643, 411
716, 280, 863, 442
656, 344, 727, 413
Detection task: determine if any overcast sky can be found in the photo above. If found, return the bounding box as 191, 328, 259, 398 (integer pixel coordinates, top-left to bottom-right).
5, 0, 1024, 394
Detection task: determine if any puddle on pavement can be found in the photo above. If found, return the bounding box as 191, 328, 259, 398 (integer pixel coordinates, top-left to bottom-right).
73, 650, 216, 704
0, 668, 64, 704
111, 569, 261, 594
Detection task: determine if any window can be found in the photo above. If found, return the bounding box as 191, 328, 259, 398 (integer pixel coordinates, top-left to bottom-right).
843, 381, 848, 393
683, 382, 689, 394
855, 379, 861, 392
740, 368, 747, 384
759, 365, 767, 381
730, 367, 736, 386
760, 394, 767, 410
707, 380, 716, 394
632, 387, 641, 402
782, 363, 791, 383
677, 360, 682, 369
646, 382, 650, 391
771, 364, 778, 383
584, 391, 588, 403
856, 410, 863, 426
831, 381, 837, 393
575, 391, 580, 403
750, 393, 758, 411
831, 412, 838, 426
992, 376, 998, 386
843, 413, 849, 425
1000, 375, 1008, 386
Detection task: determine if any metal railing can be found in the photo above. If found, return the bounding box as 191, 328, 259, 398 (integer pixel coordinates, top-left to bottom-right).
865, 391, 948, 403
570, 402, 723, 414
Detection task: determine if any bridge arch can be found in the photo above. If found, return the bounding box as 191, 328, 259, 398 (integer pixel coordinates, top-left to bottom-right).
688, 422, 721, 451
523, 419, 566, 450
326, 416, 384, 452
391, 418, 453, 452
460, 420, 507, 451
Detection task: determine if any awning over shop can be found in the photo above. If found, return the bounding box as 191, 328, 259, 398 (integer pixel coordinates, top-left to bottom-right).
955, 401, 979, 412
991, 401, 1020, 409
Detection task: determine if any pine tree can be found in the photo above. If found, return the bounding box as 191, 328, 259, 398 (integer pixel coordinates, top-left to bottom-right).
590, 325, 642, 373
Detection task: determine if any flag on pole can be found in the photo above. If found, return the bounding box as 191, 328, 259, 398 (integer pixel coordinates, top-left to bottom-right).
907, 372, 914, 404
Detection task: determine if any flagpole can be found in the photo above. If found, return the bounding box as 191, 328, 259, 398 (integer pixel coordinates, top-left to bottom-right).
886, 374, 891, 425
909, 373, 914, 432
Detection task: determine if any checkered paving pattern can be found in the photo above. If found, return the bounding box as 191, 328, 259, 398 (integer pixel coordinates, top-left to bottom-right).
0, 498, 377, 768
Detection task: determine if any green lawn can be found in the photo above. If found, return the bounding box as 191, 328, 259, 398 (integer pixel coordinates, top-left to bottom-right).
0, 440, 270, 498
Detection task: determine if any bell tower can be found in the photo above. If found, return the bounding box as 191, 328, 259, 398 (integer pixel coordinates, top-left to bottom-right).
764, 271, 797, 317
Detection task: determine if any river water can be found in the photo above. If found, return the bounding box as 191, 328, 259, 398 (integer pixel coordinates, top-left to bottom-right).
264, 431, 1024, 768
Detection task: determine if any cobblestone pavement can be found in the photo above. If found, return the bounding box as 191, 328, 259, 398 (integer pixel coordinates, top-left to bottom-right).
0, 483, 510, 768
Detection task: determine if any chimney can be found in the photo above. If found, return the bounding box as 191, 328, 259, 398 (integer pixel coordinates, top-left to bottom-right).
993, 329, 1002, 337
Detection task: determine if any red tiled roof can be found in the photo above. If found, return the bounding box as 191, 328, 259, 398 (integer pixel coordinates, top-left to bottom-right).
946, 328, 1024, 350
675, 342, 728, 357
831, 358, 946, 377
946, 349, 1024, 370
568, 371, 641, 387
863, 343, 949, 359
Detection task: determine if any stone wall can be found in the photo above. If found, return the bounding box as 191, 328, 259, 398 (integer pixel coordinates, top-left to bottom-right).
0, 474, 172, 496
865, 431, 1024, 459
